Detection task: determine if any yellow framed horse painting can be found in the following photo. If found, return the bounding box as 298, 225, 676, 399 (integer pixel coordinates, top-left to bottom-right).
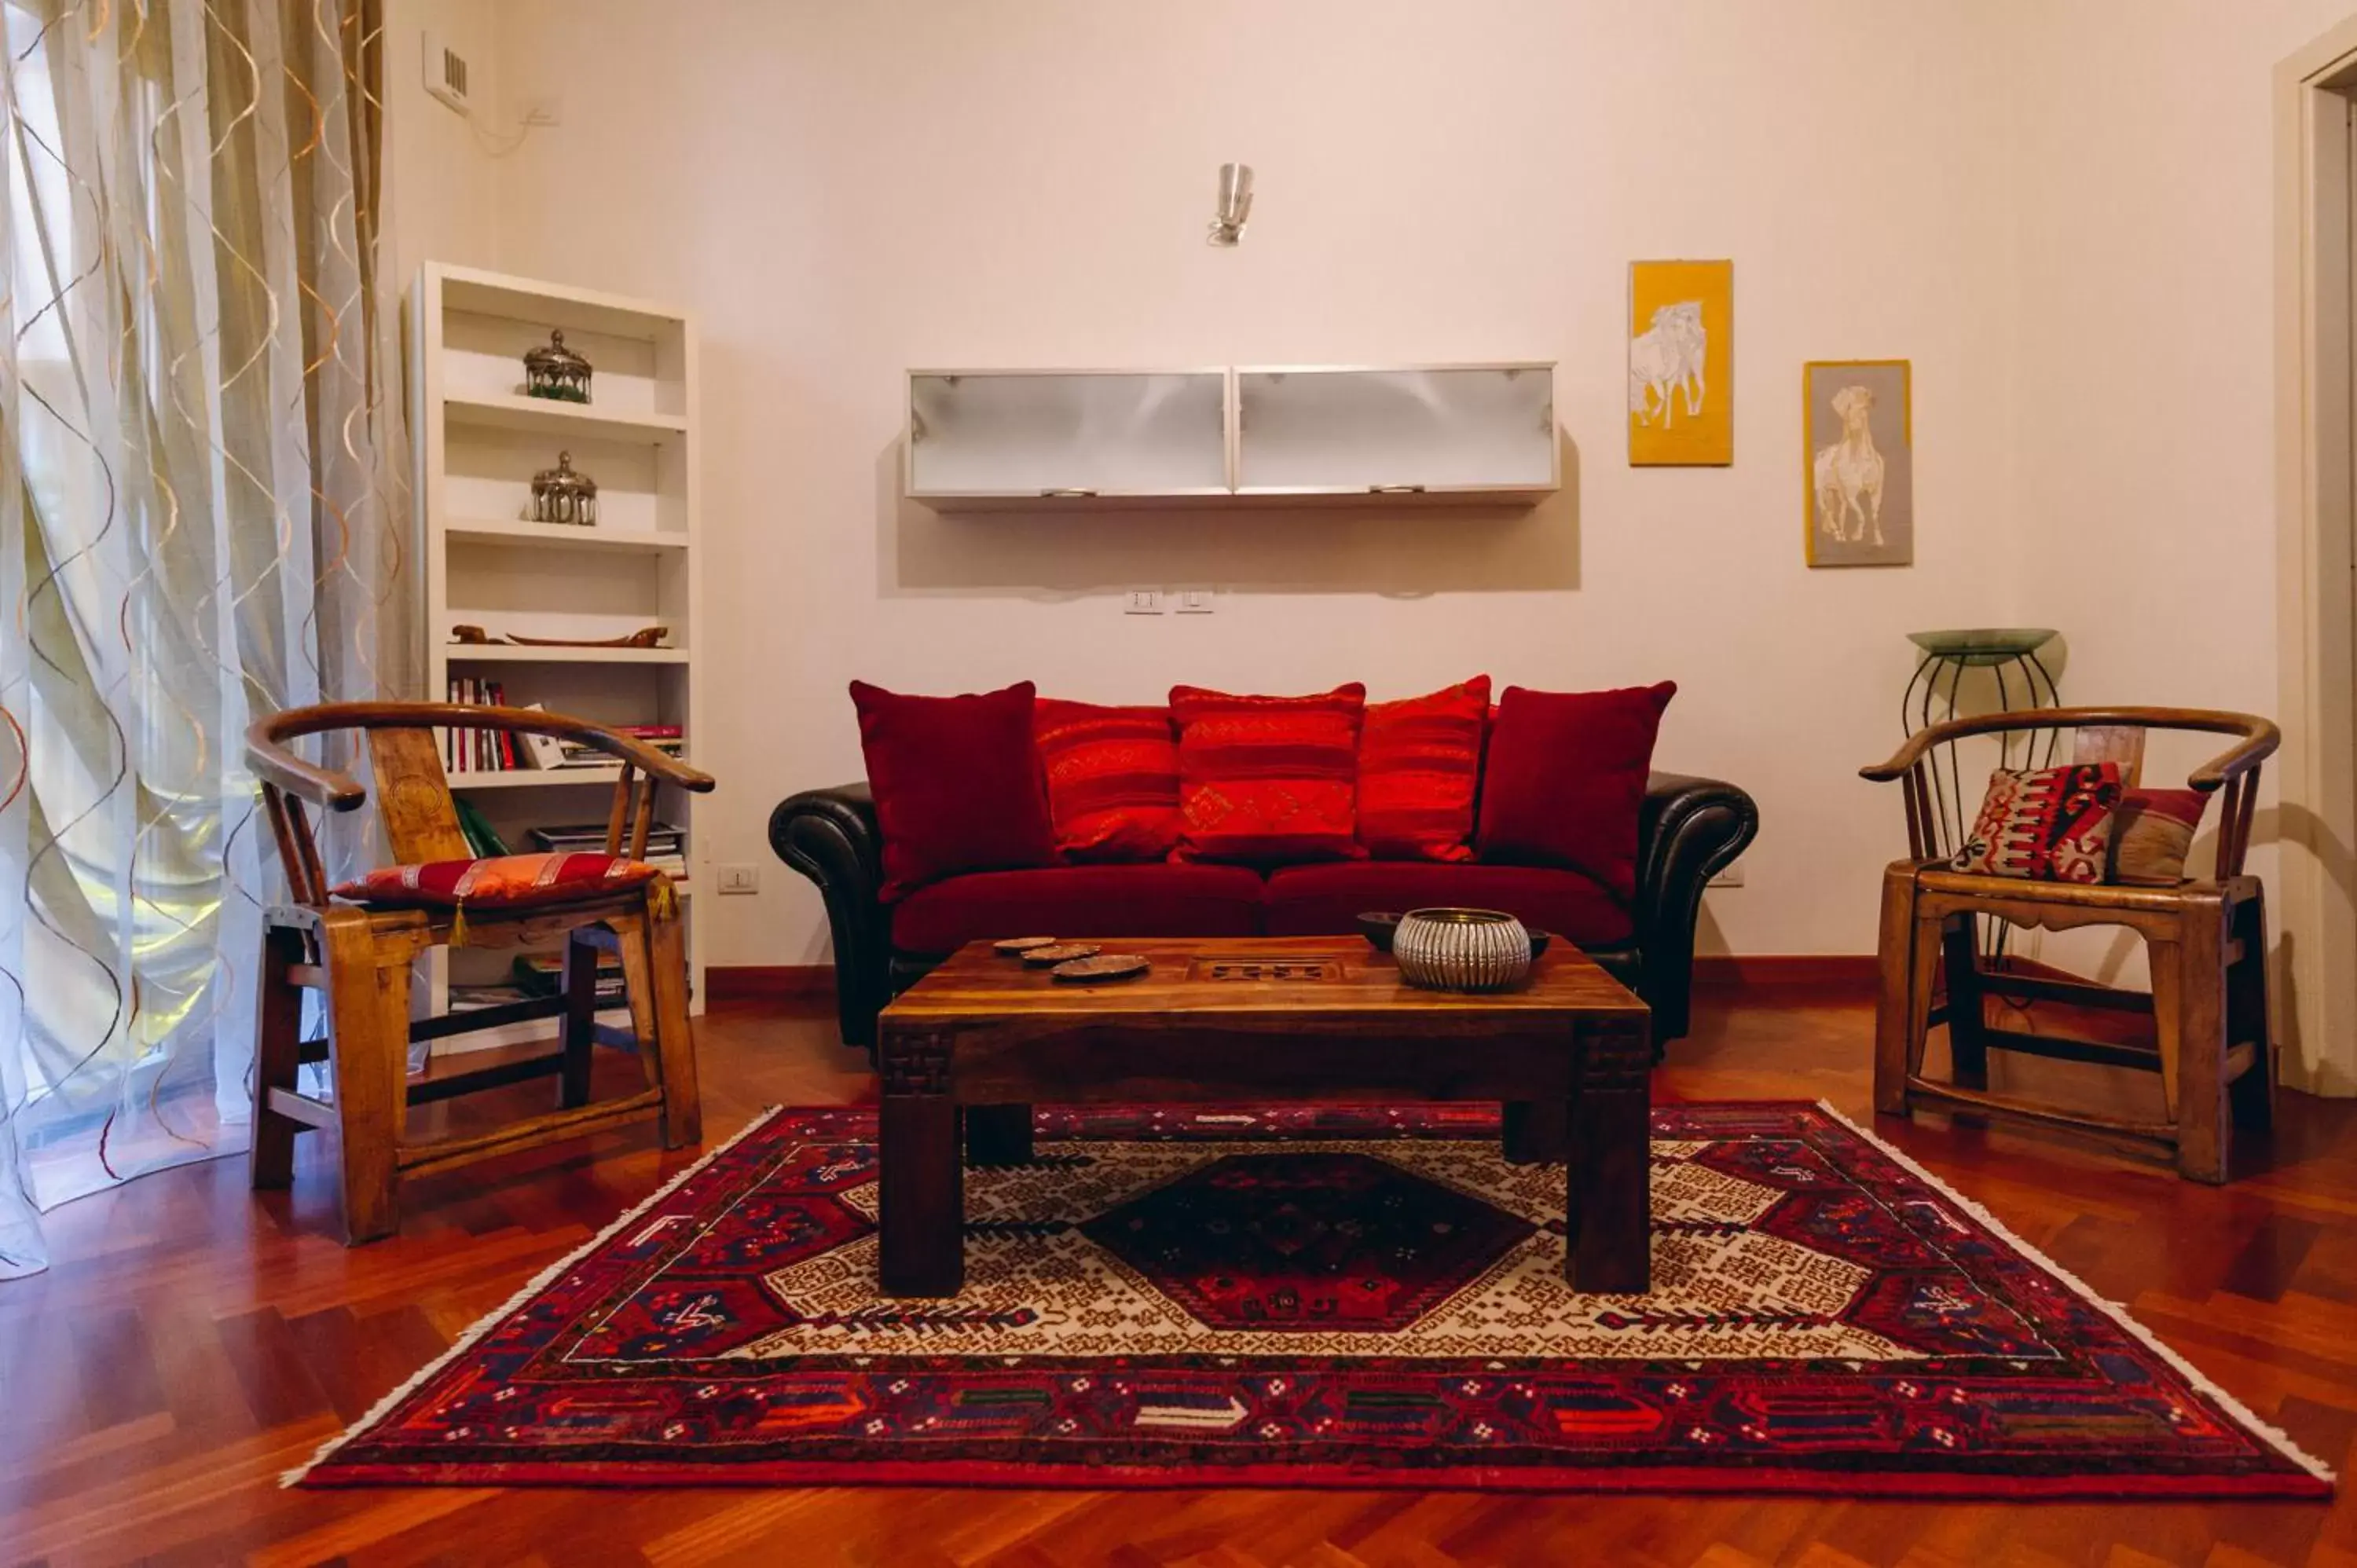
1628, 260, 1732, 466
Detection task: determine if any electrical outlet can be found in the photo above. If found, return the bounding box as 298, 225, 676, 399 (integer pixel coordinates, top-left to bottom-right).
1124, 588, 1164, 615
518, 91, 565, 127
717, 864, 761, 896
1707, 862, 1746, 888
1175, 586, 1215, 614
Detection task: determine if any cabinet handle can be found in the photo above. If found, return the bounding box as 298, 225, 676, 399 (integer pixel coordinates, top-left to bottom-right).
1368, 483, 1427, 494
1039, 488, 1099, 498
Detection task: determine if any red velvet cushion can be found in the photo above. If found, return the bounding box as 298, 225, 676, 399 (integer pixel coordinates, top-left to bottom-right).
1357, 676, 1490, 863
1475, 682, 1677, 901
850, 680, 1056, 901
1033, 699, 1183, 863
1263, 863, 1634, 947
889, 864, 1267, 954
1169, 683, 1367, 864
332, 852, 661, 909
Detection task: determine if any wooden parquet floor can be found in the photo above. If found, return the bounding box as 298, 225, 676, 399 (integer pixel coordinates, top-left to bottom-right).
5, 987, 2355, 1567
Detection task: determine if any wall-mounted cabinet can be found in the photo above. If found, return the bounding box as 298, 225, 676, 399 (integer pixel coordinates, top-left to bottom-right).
906, 362, 1556, 511
908, 370, 1227, 500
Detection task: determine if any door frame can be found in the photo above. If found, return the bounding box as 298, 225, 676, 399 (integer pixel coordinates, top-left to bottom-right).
2272, 18, 2357, 1096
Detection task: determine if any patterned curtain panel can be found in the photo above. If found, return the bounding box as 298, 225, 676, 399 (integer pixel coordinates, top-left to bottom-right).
0, 0, 414, 1277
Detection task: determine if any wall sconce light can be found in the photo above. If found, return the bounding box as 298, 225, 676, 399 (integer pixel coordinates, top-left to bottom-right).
1208, 162, 1253, 247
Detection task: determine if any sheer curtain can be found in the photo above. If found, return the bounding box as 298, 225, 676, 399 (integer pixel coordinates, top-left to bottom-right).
1, 0, 413, 1277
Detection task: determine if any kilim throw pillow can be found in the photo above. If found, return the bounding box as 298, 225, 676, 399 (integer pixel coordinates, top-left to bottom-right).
1951, 763, 2123, 883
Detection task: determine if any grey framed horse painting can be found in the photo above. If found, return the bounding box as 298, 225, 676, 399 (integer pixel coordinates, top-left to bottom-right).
1803, 360, 1912, 567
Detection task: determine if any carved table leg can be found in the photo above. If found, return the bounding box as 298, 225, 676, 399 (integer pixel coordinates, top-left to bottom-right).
879, 1029, 962, 1296
965, 1104, 1034, 1166
1567, 1017, 1651, 1293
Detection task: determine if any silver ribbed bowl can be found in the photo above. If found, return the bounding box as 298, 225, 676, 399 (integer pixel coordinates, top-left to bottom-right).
1391, 907, 1532, 993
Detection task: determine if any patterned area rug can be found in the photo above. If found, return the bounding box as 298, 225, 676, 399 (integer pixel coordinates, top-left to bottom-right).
293, 1102, 2333, 1497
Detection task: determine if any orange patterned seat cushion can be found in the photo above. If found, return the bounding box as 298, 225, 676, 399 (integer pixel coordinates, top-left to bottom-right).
332, 852, 664, 910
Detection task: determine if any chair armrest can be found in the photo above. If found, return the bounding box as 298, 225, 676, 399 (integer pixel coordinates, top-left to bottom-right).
769, 783, 890, 1050
245, 723, 368, 811
1633, 771, 1760, 1042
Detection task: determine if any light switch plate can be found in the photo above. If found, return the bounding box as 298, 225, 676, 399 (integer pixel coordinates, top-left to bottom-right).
1707, 862, 1745, 888
1124, 588, 1164, 615
717, 864, 760, 896
1175, 587, 1215, 614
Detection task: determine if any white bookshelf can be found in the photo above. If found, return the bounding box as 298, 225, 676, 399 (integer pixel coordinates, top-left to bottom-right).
411, 262, 706, 1050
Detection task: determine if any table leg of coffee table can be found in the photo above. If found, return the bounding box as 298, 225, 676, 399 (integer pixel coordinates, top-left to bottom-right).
965, 1104, 1033, 1166
1565, 1017, 1652, 1294
878, 1031, 963, 1297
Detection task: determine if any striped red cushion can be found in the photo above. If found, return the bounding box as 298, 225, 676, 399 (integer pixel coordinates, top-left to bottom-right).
1170, 683, 1366, 864
332, 852, 662, 909
1358, 677, 1490, 862
1034, 699, 1183, 863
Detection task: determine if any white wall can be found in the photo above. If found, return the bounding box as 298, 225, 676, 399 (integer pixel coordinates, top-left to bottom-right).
453, 0, 2023, 972
384, 0, 504, 280
377, 1, 2357, 1071
1998, 2, 2352, 1032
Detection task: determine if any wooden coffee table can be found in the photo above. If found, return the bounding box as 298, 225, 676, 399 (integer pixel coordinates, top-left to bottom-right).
874, 935, 1652, 1297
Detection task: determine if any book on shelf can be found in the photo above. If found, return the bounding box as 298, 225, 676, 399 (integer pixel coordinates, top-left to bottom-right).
441, 676, 519, 773
528, 819, 686, 876
440, 694, 686, 776
453, 795, 512, 858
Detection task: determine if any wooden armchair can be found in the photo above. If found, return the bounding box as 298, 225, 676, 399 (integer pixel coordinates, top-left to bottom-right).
1860, 707, 2279, 1182
245, 701, 715, 1243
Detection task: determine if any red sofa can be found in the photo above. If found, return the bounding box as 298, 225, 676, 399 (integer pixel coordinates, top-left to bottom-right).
772, 760, 1758, 1055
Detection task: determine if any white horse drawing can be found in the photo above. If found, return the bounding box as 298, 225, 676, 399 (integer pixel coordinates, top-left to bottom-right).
1627, 301, 1706, 428
1813, 384, 1886, 546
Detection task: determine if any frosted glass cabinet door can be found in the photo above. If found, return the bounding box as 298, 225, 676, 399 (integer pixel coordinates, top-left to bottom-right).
1234, 365, 1556, 495
907, 371, 1229, 499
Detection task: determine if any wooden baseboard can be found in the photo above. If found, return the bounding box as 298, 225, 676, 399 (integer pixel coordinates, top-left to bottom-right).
706, 965, 836, 1002
1692, 954, 1879, 990
1692, 954, 2088, 998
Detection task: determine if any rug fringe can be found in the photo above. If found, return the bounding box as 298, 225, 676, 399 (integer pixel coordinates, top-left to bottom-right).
280, 1105, 786, 1488
1811, 1099, 2337, 1487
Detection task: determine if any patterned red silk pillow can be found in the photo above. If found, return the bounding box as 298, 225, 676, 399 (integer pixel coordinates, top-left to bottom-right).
1034, 699, 1183, 863
850, 680, 1058, 901
1357, 677, 1490, 862
1169, 683, 1368, 864
332, 852, 663, 909
2110, 786, 2208, 885
1952, 764, 2124, 883
1475, 683, 1677, 902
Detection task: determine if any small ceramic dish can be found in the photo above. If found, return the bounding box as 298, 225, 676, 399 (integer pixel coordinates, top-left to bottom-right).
1051, 953, 1149, 983
1022, 943, 1102, 966
993, 936, 1059, 956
